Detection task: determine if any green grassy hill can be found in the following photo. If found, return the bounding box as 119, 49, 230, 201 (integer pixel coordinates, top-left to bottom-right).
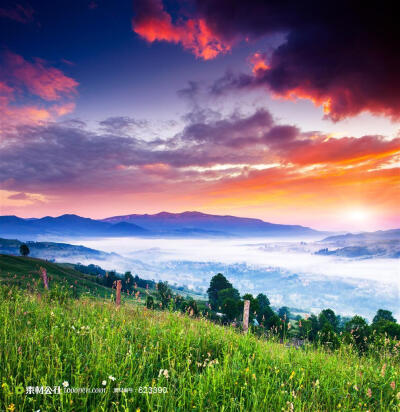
0, 254, 117, 299
0, 255, 399, 411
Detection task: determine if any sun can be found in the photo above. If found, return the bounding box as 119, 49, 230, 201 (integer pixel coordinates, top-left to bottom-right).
345, 209, 370, 222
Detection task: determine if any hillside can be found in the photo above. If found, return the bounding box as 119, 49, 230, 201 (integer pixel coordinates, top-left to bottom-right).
0, 254, 116, 298
0, 238, 112, 261
0, 282, 399, 411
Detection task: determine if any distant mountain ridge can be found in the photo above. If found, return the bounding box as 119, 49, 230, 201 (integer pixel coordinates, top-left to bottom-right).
321, 229, 400, 244
101, 211, 323, 237
0, 211, 326, 238
0, 214, 147, 238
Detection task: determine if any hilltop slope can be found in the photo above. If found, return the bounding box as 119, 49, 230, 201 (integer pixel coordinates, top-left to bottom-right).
0, 285, 398, 411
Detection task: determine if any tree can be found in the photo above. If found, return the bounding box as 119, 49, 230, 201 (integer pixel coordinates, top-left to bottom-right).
146, 295, 154, 309
123, 271, 134, 293
222, 298, 240, 322
318, 323, 340, 350
278, 306, 291, 321
242, 293, 260, 323
319, 309, 339, 332
103, 270, 118, 288
256, 293, 270, 310
344, 316, 370, 352
19, 244, 30, 256
207, 273, 232, 310
373, 309, 396, 324
372, 321, 400, 339
157, 281, 172, 308
217, 287, 240, 309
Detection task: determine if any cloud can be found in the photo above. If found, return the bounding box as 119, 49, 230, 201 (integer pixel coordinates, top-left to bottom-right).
99, 116, 149, 133
132, 0, 232, 60
1, 107, 399, 205
0, 2, 34, 23
0, 51, 78, 131
2, 51, 78, 101
136, 0, 400, 120
7, 192, 28, 200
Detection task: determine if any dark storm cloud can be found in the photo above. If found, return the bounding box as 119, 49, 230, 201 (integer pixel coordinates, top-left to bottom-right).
134, 0, 400, 120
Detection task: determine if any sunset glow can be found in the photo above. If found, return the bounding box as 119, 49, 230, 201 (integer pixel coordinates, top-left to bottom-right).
0, 0, 399, 232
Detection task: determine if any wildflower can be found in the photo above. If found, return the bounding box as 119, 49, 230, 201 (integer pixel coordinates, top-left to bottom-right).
7, 404, 15, 412
314, 379, 320, 388
353, 385, 359, 391
289, 371, 295, 380
381, 363, 387, 377
109, 375, 116, 381
366, 388, 372, 398
390, 381, 395, 390
62, 381, 69, 388
102, 380, 107, 386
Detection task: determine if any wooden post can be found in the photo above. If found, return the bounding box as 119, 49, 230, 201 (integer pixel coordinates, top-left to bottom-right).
40, 267, 49, 290
243, 299, 250, 333
116, 280, 122, 306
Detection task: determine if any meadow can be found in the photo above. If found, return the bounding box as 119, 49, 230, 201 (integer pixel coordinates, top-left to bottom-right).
0, 255, 399, 411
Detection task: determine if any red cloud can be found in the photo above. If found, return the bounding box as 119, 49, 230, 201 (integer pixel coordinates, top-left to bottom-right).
4, 52, 78, 100
0, 52, 78, 131
0, 3, 34, 23
132, 0, 231, 60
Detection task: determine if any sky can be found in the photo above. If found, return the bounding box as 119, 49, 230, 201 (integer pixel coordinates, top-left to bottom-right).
0, 0, 399, 231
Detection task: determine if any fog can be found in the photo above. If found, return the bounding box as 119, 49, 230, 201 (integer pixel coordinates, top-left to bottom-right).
65, 236, 400, 320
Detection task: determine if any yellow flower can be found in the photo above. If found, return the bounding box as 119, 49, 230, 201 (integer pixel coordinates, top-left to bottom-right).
7, 404, 15, 412
289, 371, 295, 380
136, 409, 141, 412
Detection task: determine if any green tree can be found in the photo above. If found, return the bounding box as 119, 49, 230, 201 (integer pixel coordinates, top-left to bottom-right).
19, 244, 30, 256
217, 287, 240, 309
123, 271, 134, 293
222, 298, 240, 322
373, 309, 396, 324
278, 306, 291, 321
318, 323, 340, 350
207, 273, 232, 310
372, 320, 400, 339
146, 295, 154, 309
256, 293, 270, 310
242, 293, 260, 323
319, 309, 339, 332
344, 316, 370, 352
157, 281, 172, 308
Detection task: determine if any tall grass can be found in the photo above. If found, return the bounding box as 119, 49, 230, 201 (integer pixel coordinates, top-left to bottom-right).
1, 287, 399, 411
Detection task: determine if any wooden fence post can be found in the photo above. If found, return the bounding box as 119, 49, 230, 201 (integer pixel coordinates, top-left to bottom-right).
116, 280, 122, 306
40, 267, 49, 290
243, 299, 250, 333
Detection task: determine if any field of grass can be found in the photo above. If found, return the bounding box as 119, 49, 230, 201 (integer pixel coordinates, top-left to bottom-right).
0, 255, 399, 411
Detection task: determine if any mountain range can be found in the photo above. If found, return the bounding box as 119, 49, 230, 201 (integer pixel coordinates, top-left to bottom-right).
0, 211, 323, 239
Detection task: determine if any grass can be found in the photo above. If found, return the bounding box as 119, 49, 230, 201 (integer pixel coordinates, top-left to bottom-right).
0, 254, 115, 299
0, 256, 399, 411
